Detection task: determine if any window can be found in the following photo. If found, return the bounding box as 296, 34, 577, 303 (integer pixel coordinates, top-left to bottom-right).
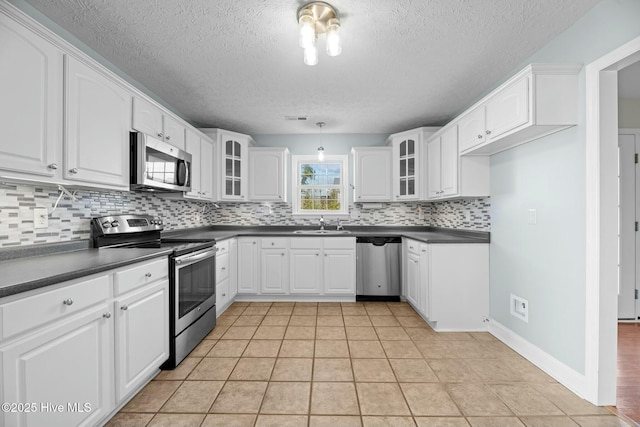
292, 155, 348, 215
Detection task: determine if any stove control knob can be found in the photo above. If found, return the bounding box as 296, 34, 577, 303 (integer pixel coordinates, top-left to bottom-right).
149, 219, 156, 225
102, 221, 111, 228
111, 220, 119, 228
157, 219, 163, 226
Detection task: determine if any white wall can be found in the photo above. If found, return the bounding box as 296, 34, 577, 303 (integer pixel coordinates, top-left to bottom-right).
489, 0, 640, 375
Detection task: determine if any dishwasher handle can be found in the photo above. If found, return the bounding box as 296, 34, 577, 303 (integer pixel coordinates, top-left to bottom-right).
356, 236, 402, 246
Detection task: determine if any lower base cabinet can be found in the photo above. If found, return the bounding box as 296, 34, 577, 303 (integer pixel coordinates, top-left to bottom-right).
0, 258, 169, 427
403, 240, 488, 331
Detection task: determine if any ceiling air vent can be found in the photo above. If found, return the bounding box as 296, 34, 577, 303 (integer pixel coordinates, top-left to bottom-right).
285, 116, 309, 121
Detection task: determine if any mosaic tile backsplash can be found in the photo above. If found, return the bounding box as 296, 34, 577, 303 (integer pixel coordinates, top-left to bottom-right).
0, 183, 490, 247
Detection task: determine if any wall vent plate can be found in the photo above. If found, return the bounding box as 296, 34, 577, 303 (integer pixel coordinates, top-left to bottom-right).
510, 294, 529, 322
284, 115, 309, 121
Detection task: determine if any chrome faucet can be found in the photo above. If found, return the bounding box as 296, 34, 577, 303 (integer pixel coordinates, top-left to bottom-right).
319, 215, 325, 230
336, 218, 344, 231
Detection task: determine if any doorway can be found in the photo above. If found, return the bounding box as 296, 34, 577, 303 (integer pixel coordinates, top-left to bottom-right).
585, 34, 640, 407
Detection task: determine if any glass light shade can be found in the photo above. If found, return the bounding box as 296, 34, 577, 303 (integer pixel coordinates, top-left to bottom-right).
317, 146, 325, 161
298, 11, 316, 49
326, 18, 342, 56
304, 45, 318, 66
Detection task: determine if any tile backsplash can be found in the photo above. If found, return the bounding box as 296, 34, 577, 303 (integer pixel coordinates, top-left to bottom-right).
0, 183, 490, 247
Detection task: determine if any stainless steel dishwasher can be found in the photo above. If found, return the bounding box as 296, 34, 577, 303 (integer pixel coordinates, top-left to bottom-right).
356, 236, 402, 301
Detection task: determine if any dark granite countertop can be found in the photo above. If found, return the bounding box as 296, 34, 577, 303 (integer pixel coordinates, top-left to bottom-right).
164, 225, 490, 245
0, 226, 488, 300
0, 247, 172, 298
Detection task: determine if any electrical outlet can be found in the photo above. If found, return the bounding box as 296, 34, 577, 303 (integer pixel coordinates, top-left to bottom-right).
417, 207, 424, 221
34, 208, 48, 229
465, 211, 471, 222
528, 209, 537, 225
510, 294, 529, 323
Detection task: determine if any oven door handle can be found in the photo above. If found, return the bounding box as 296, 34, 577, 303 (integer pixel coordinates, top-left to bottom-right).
175, 248, 216, 266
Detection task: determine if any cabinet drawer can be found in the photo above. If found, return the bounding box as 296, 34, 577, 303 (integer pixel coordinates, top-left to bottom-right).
261, 238, 287, 249
290, 237, 322, 249
216, 239, 230, 254
0, 274, 110, 340
323, 237, 356, 250
114, 258, 168, 295
216, 252, 230, 283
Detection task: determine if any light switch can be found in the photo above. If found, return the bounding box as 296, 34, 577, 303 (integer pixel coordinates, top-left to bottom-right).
528, 209, 537, 225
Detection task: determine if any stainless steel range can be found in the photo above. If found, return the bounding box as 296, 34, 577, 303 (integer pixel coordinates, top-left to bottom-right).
92, 214, 216, 369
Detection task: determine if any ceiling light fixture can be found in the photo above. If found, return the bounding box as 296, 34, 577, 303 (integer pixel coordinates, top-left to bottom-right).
316, 122, 326, 161
297, 2, 342, 66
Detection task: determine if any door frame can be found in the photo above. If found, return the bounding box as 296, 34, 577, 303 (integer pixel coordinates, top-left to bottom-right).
585, 34, 640, 405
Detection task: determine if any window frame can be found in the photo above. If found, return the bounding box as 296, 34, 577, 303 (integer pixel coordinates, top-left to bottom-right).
291, 154, 349, 216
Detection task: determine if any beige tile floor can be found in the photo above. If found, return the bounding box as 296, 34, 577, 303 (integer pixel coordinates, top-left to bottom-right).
107, 302, 631, 427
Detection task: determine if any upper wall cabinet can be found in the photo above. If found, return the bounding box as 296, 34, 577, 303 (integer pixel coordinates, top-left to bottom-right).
352, 147, 392, 202
184, 129, 214, 201
64, 56, 131, 188
0, 12, 63, 179
248, 147, 289, 202
426, 125, 489, 201
200, 128, 255, 201
132, 97, 185, 150
388, 129, 421, 201
458, 63, 581, 156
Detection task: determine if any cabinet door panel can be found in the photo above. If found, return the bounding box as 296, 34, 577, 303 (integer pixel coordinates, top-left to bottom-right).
458, 107, 486, 152
426, 138, 441, 199
163, 115, 185, 150
260, 251, 288, 294
65, 57, 130, 188
323, 250, 355, 294
486, 76, 529, 139
0, 304, 112, 427
249, 149, 284, 201
237, 239, 258, 293
0, 14, 62, 177
132, 96, 162, 138
354, 149, 392, 202
185, 130, 201, 197
440, 126, 459, 197
115, 281, 168, 401
406, 253, 420, 308
290, 250, 322, 293
200, 139, 214, 200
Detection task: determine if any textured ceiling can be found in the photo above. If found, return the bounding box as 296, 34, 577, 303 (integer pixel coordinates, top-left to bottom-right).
22, 0, 599, 134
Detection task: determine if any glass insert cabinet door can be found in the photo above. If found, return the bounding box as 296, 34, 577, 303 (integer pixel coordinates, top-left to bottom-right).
224, 139, 242, 197
398, 138, 416, 197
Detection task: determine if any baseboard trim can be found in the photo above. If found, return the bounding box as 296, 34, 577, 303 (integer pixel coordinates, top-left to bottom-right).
488, 318, 588, 399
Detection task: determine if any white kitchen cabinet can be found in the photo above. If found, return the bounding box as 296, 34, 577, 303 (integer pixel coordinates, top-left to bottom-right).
351, 147, 392, 202
260, 250, 289, 294
389, 129, 421, 200
290, 249, 323, 294
184, 130, 214, 200
248, 147, 289, 201
237, 237, 259, 294
114, 280, 168, 401
426, 125, 489, 201
323, 250, 356, 294
200, 128, 255, 201
216, 239, 233, 314
405, 251, 420, 309
428, 244, 489, 331
0, 273, 114, 427
132, 96, 185, 150
457, 64, 581, 155
0, 12, 63, 179
64, 56, 131, 189
404, 239, 428, 317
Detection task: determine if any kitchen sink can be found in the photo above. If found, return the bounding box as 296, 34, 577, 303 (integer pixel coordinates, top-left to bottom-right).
292, 229, 352, 234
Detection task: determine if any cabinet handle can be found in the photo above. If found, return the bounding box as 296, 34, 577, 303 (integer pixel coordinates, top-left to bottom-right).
278, 195, 282, 199
241, 196, 245, 199
409, 246, 414, 250
222, 267, 226, 270
63, 298, 74, 306
281, 253, 285, 256
69, 168, 78, 174
316, 253, 319, 256
121, 305, 128, 311
325, 254, 327, 257
253, 241, 256, 245
145, 272, 152, 278
157, 133, 164, 138
103, 312, 112, 319
271, 242, 274, 246
486, 130, 492, 135
222, 293, 226, 296
48, 163, 58, 170
421, 249, 427, 253
477, 134, 483, 139
166, 135, 171, 140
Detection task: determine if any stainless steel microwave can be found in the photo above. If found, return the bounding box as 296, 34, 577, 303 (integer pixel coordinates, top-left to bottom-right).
130, 132, 192, 192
